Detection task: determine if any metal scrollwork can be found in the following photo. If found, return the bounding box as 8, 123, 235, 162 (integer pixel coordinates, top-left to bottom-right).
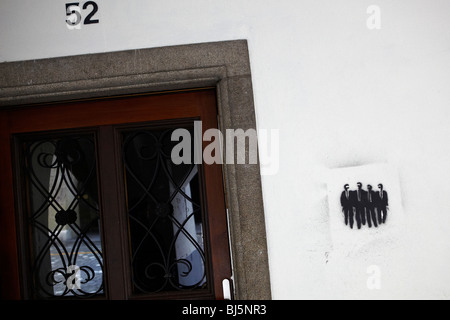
25, 136, 103, 298
123, 128, 208, 294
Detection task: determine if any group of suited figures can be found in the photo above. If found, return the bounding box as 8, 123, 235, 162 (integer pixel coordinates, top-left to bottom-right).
340, 182, 389, 229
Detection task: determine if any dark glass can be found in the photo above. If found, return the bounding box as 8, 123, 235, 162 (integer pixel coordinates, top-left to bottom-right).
122, 125, 208, 294
22, 135, 104, 298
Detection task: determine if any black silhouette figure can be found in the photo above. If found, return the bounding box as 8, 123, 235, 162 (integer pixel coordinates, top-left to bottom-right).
364, 184, 378, 228
375, 183, 389, 224
353, 182, 367, 229
340, 184, 354, 229
340, 182, 389, 230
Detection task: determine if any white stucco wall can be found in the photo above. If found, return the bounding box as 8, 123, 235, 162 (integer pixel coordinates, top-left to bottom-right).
2, 0, 450, 299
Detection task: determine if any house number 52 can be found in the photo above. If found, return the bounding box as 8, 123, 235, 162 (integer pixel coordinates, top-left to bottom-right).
66, 1, 99, 29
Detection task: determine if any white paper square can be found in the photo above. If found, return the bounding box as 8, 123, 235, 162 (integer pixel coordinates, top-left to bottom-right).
326, 163, 405, 257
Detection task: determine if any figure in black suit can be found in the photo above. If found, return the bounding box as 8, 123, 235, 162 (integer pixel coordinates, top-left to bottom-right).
340, 184, 354, 229
375, 183, 389, 224
364, 184, 378, 228
353, 182, 367, 229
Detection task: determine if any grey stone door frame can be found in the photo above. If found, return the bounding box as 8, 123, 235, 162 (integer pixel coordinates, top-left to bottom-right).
0, 40, 271, 300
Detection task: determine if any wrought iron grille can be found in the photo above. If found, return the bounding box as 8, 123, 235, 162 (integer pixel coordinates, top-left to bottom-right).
122, 126, 208, 294
22, 135, 104, 298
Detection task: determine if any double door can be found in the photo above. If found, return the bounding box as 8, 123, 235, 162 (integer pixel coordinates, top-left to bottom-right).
0, 89, 232, 300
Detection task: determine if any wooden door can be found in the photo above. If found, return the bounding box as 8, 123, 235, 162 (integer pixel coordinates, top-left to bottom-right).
0, 89, 232, 300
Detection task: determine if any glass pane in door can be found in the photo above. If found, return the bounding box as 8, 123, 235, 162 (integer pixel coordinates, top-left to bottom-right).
21, 134, 104, 298
121, 125, 209, 295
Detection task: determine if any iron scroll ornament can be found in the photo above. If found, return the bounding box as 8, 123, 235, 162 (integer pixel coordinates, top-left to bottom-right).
24, 136, 104, 298
122, 127, 208, 294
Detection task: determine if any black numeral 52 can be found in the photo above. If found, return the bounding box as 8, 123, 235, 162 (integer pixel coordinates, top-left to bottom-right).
66, 1, 99, 28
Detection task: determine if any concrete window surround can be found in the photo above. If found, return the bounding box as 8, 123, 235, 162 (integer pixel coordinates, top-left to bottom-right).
0, 40, 271, 300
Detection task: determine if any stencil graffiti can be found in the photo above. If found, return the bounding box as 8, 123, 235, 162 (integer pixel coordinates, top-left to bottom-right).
340, 182, 389, 229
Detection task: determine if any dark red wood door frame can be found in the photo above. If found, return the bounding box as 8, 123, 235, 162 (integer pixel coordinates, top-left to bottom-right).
0, 89, 232, 300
